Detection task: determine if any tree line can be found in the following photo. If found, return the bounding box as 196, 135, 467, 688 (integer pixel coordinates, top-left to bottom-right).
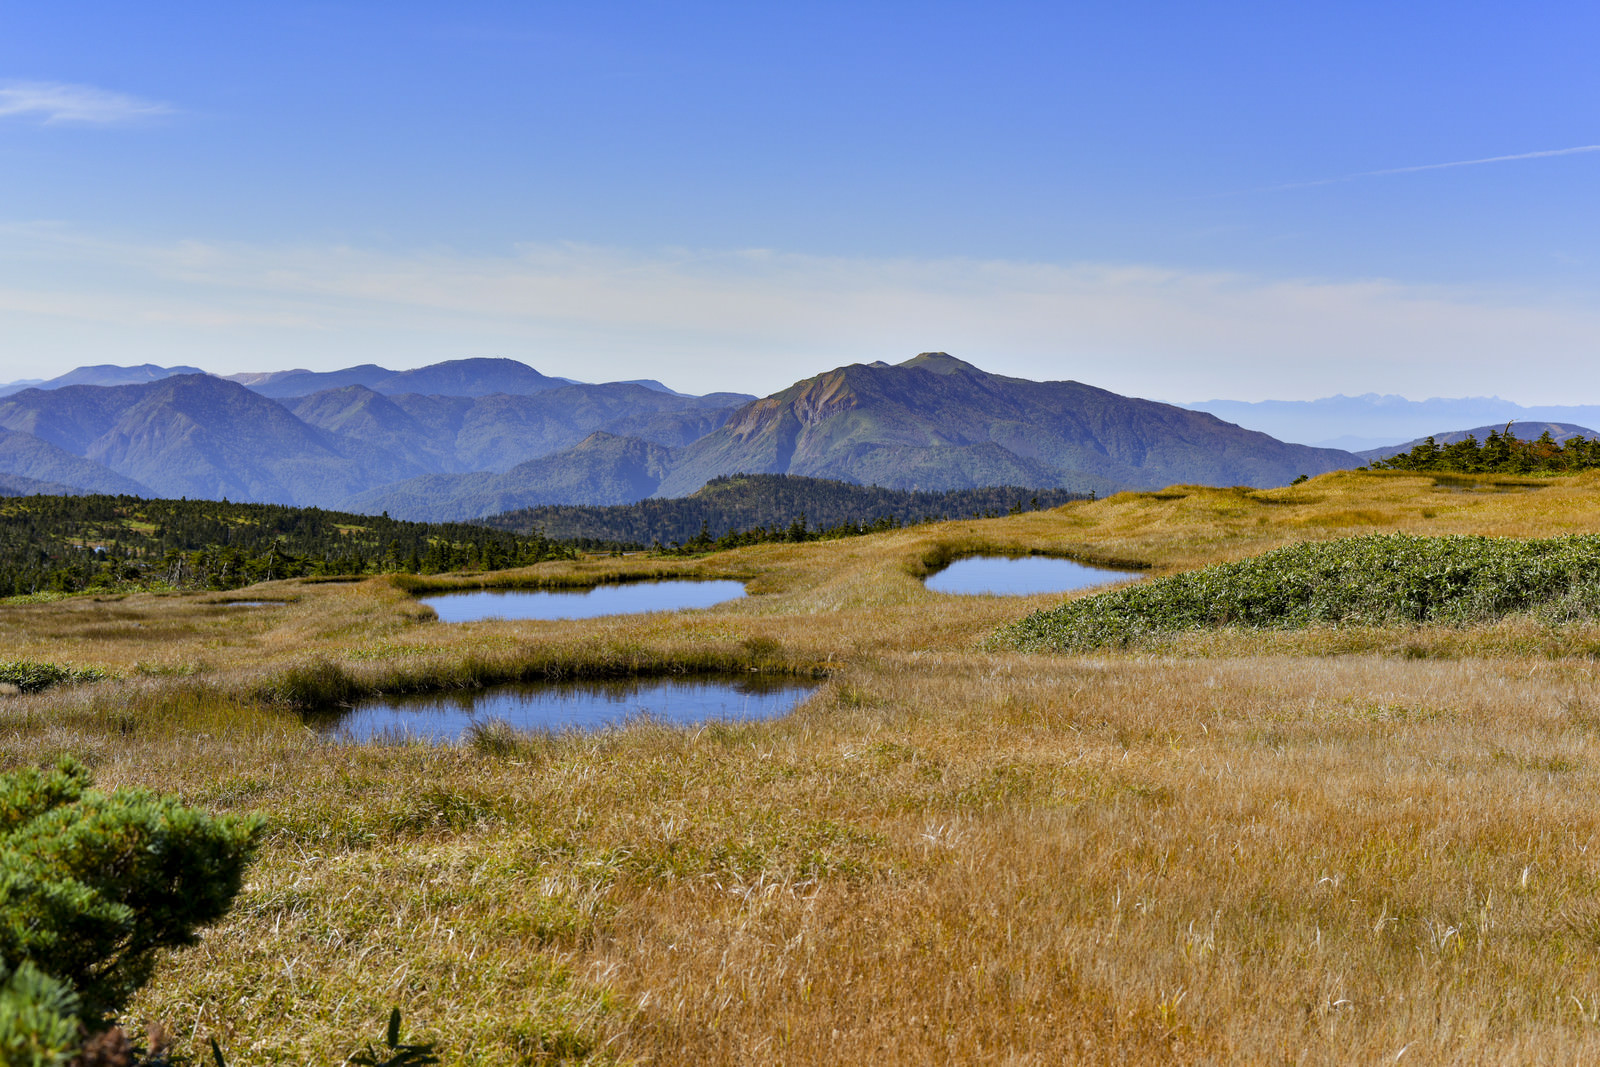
1366, 427, 1600, 475
0, 494, 572, 597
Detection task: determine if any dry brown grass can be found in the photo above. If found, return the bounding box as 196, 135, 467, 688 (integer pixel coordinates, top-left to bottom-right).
9, 469, 1600, 1063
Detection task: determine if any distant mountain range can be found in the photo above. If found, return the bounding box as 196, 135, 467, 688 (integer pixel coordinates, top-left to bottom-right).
0, 353, 1367, 518
1185, 395, 1600, 451
0, 363, 207, 398
221, 357, 581, 399
0, 363, 751, 507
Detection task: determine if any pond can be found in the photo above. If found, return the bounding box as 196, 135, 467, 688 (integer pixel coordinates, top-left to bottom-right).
310, 675, 819, 742
421, 579, 747, 622
924, 555, 1140, 596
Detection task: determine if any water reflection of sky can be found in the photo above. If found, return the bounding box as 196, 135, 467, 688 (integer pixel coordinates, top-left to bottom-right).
311, 675, 818, 742
421, 579, 747, 622
925, 556, 1140, 596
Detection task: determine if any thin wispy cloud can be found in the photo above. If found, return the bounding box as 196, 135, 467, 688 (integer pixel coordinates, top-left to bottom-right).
0, 80, 173, 125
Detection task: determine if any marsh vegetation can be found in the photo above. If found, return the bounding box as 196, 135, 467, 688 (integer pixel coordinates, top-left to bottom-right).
8, 468, 1600, 1062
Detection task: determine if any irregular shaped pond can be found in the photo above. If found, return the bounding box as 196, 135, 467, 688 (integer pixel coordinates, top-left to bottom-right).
925, 555, 1140, 596
422, 579, 746, 622
310, 675, 819, 742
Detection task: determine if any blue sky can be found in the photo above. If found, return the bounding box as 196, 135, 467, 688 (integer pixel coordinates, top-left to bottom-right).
2, 1, 1598, 401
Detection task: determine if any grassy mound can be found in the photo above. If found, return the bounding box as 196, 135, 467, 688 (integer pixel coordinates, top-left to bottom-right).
997, 533, 1600, 651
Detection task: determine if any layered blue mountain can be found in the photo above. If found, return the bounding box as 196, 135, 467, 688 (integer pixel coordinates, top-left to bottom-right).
0, 376, 375, 503
0, 363, 750, 506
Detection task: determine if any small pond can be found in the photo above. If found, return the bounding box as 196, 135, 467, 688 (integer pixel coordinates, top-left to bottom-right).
421, 579, 747, 622
925, 555, 1140, 596
310, 675, 819, 743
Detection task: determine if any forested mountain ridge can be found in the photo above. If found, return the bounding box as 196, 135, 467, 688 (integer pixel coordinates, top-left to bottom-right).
0, 427, 150, 496
481, 473, 1092, 546
0, 375, 379, 504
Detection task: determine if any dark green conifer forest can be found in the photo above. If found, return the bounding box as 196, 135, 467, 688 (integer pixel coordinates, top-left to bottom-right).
1369, 427, 1600, 474
0, 494, 571, 597
481, 474, 1088, 550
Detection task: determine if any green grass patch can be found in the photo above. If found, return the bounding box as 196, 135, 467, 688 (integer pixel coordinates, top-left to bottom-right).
996, 533, 1600, 652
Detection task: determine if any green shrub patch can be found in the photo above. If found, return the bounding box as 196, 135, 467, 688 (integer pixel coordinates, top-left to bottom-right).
0, 661, 105, 694
0, 758, 260, 1062
997, 533, 1600, 651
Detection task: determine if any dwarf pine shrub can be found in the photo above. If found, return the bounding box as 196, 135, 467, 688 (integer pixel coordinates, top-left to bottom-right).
0, 757, 261, 1064
998, 533, 1600, 652
0, 661, 105, 694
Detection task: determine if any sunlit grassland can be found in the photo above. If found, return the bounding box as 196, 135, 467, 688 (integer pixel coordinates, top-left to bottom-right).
8, 470, 1600, 1062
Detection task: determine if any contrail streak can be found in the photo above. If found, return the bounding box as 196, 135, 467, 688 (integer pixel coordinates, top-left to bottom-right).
1262, 143, 1600, 193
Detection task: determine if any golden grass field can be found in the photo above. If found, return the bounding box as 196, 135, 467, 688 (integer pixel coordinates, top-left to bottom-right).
9, 468, 1600, 1063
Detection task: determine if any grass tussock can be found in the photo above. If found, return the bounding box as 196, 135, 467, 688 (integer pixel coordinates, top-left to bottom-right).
11, 470, 1600, 1061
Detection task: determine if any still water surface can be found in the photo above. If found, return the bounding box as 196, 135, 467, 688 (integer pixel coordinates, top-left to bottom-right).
311, 676, 818, 742
925, 555, 1140, 596
422, 579, 747, 622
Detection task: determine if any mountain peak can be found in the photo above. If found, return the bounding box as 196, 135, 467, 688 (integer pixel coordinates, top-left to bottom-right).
899, 352, 979, 375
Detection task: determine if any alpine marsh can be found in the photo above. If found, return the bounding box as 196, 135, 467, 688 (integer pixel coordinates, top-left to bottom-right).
8, 469, 1600, 1063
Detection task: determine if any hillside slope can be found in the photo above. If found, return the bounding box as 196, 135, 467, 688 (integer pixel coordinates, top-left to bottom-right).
346, 432, 677, 520
0, 428, 149, 495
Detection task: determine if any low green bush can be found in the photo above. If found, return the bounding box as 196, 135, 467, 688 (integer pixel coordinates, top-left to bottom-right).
0, 758, 261, 1064
0, 661, 105, 694
998, 533, 1600, 651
